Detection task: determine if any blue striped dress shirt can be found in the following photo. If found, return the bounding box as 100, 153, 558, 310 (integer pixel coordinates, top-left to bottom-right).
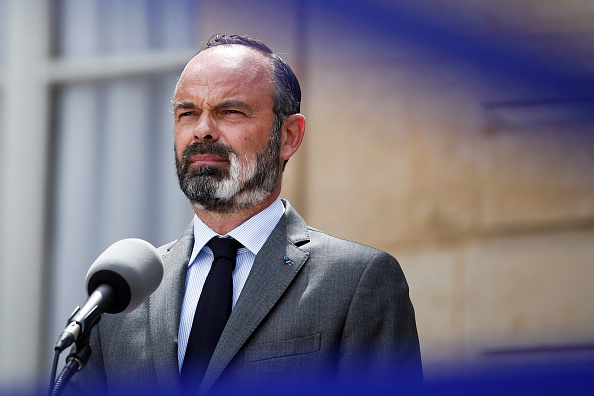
177, 198, 285, 370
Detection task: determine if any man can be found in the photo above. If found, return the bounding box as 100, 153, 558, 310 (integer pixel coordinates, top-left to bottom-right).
68, 34, 422, 395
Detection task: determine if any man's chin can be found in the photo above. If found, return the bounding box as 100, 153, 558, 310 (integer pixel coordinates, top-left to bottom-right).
190, 188, 272, 214
190, 198, 236, 214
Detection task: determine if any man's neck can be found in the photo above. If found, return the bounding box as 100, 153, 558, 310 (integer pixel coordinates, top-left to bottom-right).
192, 193, 280, 235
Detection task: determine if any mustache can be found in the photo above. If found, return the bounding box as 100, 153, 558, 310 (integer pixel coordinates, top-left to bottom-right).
181, 141, 234, 164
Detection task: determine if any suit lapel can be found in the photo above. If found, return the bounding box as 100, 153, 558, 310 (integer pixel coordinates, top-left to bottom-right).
199, 201, 310, 393
149, 222, 194, 393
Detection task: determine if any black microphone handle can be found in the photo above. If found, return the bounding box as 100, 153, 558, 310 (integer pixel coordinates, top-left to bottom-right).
71, 283, 116, 328
54, 284, 116, 352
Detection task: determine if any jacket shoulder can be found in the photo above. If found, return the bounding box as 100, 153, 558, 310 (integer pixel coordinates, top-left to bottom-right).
306, 226, 392, 260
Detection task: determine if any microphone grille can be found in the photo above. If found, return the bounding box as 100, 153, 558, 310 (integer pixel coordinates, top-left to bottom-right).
86, 238, 164, 314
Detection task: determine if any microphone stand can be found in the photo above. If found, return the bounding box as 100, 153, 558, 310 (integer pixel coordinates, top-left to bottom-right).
49, 290, 105, 396
49, 334, 93, 396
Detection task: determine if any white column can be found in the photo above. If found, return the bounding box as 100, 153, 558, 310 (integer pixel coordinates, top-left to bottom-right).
0, 0, 51, 391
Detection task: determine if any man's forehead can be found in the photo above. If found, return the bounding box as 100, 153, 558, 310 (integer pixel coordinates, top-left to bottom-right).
174, 45, 275, 107
184, 45, 271, 81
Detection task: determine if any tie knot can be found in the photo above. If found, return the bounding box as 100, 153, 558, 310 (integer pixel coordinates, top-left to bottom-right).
207, 237, 242, 261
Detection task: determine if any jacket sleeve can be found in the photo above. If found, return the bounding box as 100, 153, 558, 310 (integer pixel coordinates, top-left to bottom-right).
337, 250, 423, 385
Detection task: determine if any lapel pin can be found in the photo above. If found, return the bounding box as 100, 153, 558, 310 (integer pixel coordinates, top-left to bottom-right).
283, 256, 293, 265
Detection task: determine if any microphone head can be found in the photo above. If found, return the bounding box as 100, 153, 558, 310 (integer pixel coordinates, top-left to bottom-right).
85, 238, 164, 314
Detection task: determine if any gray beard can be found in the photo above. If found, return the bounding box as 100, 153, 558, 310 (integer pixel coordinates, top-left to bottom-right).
175, 129, 281, 213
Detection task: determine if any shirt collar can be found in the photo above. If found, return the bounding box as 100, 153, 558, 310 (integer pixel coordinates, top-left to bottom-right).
189, 197, 285, 266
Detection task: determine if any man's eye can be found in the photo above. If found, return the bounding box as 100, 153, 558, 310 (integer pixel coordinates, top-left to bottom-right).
224, 110, 243, 115
179, 111, 194, 117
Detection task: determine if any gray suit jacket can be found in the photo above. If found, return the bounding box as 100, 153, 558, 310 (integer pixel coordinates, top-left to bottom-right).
68, 200, 422, 395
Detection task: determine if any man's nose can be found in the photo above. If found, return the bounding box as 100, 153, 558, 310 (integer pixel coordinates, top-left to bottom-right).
193, 113, 220, 142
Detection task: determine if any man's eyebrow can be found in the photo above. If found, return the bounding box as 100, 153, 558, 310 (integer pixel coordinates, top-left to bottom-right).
173, 101, 195, 110
217, 99, 252, 111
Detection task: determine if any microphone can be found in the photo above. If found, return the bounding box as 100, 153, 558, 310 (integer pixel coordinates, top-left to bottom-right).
55, 238, 164, 352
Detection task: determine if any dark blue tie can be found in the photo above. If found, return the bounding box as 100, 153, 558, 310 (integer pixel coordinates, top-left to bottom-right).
180, 237, 242, 391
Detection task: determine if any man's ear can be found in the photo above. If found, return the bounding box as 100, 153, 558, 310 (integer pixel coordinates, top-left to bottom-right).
280, 114, 306, 162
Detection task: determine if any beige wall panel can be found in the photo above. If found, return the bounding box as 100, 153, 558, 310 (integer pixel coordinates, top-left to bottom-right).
402, 74, 487, 243
463, 229, 594, 354
304, 60, 415, 247
480, 126, 594, 229
304, 58, 489, 248
301, 0, 507, 248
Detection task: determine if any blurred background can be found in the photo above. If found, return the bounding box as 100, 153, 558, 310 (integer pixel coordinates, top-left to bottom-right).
1, 0, 593, 393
